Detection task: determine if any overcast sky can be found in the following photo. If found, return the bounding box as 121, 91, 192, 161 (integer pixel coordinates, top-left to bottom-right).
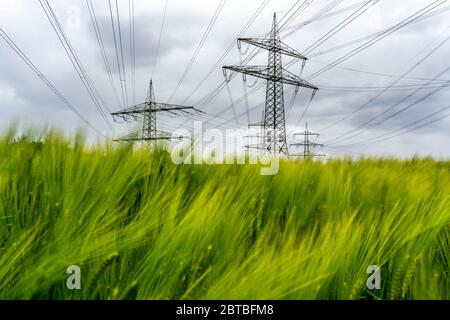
0, 0, 449, 158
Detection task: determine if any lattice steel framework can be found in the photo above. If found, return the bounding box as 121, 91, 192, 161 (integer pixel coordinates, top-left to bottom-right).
291, 122, 326, 158
111, 80, 196, 146
223, 13, 318, 156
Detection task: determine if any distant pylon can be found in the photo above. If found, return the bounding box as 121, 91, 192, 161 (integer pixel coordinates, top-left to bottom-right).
291, 122, 326, 158
223, 13, 318, 157
111, 79, 199, 146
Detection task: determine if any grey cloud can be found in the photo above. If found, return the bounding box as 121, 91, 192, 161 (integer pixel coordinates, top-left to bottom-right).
0, 0, 449, 157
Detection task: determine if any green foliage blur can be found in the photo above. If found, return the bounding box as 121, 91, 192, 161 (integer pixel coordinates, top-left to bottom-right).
0, 127, 448, 300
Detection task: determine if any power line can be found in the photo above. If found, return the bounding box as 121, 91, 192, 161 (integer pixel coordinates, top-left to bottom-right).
285, 87, 301, 119
280, 0, 449, 127
287, 0, 381, 124
283, 0, 344, 38
279, 0, 316, 29
323, 145, 369, 157
86, 0, 122, 110
332, 105, 450, 147
327, 81, 450, 146
238, 52, 257, 124
225, 80, 240, 128
309, 60, 450, 83
114, 0, 129, 108
181, 0, 270, 105
151, 0, 169, 78
108, 0, 128, 110
302, 0, 379, 56
39, 0, 113, 130
295, 89, 318, 127
0, 26, 103, 135
317, 82, 450, 92
324, 32, 450, 144
129, 0, 136, 105
309, 3, 450, 58
282, 0, 366, 34
305, 0, 448, 80
168, 0, 228, 103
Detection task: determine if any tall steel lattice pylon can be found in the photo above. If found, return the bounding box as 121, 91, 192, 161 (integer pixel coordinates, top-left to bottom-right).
291, 122, 326, 158
142, 80, 157, 141
223, 13, 318, 156
112, 79, 198, 146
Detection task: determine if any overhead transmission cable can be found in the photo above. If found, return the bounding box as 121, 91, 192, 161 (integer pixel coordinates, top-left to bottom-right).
86, 0, 122, 110
168, 0, 228, 103
283, 0, 344, 38
282, 0, 366, 33
332, 105, 450, 147
151, 0, 169, 78
114, 0, 129, 108
0, 26, 104, 135
283, 0, 448, 125
328, 75, 450, 145
305, 0, 448, 80
287, 0, 380, 125
302, 0, 380, 56
309, 3, 450, 59
324, 32, 450, 144
108, 0, 129, 109
320, 25, 450, 133
316, 83, 450, 92
129, 0, 136, 104
39, 0, 113, 130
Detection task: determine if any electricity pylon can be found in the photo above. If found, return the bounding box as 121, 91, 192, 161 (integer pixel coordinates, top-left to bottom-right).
111, 80, 196, 146
244, 113, 265, 150
223, 13, 318, 157
291, 122, 326, 158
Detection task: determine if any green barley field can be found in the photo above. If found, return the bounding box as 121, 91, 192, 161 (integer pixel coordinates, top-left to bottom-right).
0, 127, 449, 300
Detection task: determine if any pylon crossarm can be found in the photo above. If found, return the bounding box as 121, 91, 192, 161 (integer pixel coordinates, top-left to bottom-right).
114, 135, 186, 142
179, 107, 204, 116
112, 103, 194, 116
111, 79, 195, 146
114, 137, 172, 142
111, 102, 148, 116
111, 113, 139, 123
291, 153, 326, 158
244, 144, 268, 150
294, 132, 320, 137
238, 38, 307, 60
281, 68, 318, 89
152, 102, 194, 111
248, 122, 264, 128
290, 143, 324, 147
223, 65, 318, 89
